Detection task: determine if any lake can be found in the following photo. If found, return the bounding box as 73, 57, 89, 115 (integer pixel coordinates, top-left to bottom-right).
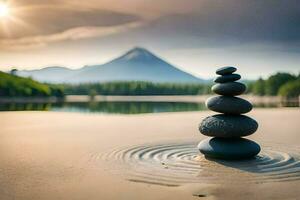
0, 100, 298, 114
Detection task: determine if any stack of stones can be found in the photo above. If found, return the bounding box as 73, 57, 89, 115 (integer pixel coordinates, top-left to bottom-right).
198, 66, 261, 160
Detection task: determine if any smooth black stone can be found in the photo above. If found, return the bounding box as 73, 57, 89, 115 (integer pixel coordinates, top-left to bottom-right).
216, 66, 237, 75
212, 82, 246, 96
214, 74, 241, 83
198, 137, 261, 160
206, 96, 252, 114
199, 114, 258, 137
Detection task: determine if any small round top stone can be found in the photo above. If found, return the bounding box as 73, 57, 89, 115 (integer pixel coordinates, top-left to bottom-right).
216, 66, 237, 75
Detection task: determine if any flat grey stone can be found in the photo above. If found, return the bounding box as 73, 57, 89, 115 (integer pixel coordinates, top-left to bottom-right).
199, 114, 258, 137
212, 82, 246, 96
216, 66, 237, 75
206, 96, 252, 114
214, 74, 241, 83
198, 137, 261, 160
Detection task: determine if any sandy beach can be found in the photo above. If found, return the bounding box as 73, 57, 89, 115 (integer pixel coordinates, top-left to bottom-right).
1, 108, 300, 200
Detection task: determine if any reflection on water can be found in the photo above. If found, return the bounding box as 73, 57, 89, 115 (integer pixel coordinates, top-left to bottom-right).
253, 101, 299, 108
0, 101, 298, 114
0, 102, 206, 114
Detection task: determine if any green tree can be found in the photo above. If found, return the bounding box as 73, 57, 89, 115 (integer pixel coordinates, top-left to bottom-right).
252, 78, 266, 96
265, 73, 296, 96
0, 71, 64, 97
62, 81, 210, 96
89, 89, 97, 100
10, 69, 18, 76
278, 79, 300, 97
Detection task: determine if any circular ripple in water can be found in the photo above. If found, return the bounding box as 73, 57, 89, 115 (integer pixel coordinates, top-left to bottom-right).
99, 142, 300, 186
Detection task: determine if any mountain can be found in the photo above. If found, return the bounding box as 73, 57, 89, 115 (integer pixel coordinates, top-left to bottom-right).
17, 66, 72, 83
17, 47, 203, 84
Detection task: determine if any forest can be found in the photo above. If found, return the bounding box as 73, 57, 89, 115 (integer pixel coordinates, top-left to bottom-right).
0, 71, 299, 97
248, 72, 300, 97
0, 71, 64, 97
61, 82, 212, 96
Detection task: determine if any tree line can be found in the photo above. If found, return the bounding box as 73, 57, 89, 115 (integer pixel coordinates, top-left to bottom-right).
0, 71, 299, 97
61, 82, 212, 96
0, 71, 64, 97
247, 72, 300, 97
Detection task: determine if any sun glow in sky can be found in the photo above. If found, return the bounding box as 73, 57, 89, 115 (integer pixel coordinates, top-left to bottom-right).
0, 0, 299, 79
0, 2, 9, 18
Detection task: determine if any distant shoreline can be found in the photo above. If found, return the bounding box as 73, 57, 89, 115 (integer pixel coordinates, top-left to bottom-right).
0, 95, 298, 104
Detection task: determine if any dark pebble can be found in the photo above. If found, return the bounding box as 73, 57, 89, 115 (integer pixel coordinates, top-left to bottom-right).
206, 96, 252, 114
199, 114, 258, 137
214, 74, 241, 83
198, 137, 261, 160
212, 82, 246, 96
216, 66, 237, 75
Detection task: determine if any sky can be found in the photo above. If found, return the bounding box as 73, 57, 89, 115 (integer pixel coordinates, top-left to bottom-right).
0, 0, 299, 79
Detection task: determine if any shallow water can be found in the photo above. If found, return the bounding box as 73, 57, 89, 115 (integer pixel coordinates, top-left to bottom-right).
99, 141, 300, 186
0, 101, 298, 114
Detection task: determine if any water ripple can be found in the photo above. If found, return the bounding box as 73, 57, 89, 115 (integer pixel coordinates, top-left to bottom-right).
96, 142, 300, 186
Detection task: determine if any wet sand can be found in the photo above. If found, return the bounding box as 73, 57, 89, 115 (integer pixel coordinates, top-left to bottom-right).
1, 108, 300, 199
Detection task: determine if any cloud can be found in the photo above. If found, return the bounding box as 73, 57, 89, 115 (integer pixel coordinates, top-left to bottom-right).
0, 4, 141, 38
135, 0, 300, 45
1, 0, 299, 51
0, 21, 144, 50
0, 1, 144, 50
